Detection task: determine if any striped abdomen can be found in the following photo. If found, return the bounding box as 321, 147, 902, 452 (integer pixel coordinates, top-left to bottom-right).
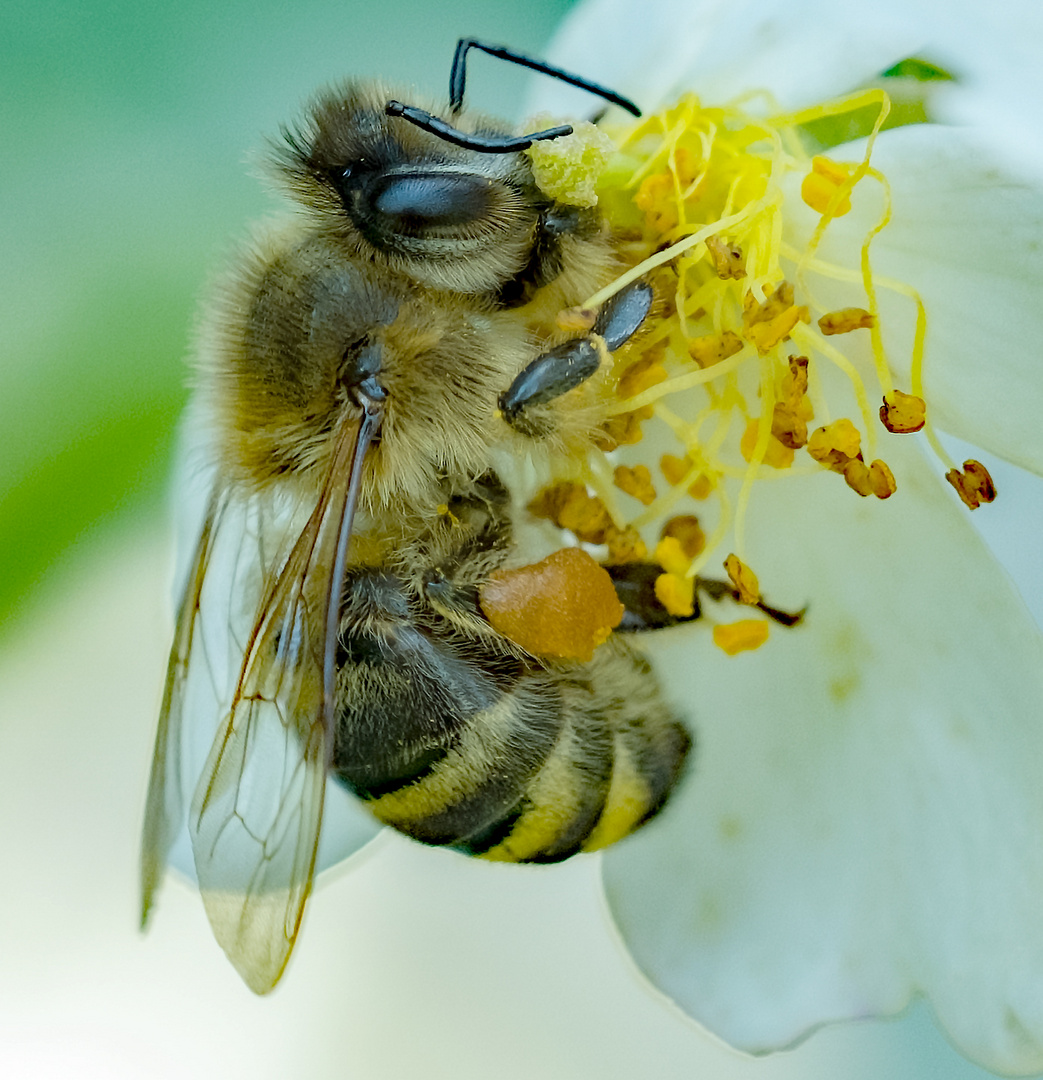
331, 569, 690, 863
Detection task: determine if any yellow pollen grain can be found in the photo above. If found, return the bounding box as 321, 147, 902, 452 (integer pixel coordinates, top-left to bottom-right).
654, 571, 695, 617
724, 553, 760, 604
818, 307, 875, 335
614, 464, 657, 505
713, 619, 770, 655
801, 156, 854, 216
880, 390, 927, 433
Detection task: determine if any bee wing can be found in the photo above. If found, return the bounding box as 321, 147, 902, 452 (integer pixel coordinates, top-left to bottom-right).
140, 489, 223, 927
140, 484, 308, 922
188, 413, 380, 994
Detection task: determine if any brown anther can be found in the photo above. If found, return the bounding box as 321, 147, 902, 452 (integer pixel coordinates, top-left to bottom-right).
771, 404, 808, 449
807, 419, 862, 470
705, 234, 747, 279
879, 390, 927, 433
818, 308, 875, 336
688, 330, 744, 367
724, 554, 760, 604
742, 282, 809, 354
946, 459, 997, 510
556, 306, 598, 333
635, 173, 678, 234
661, 515, 706, 559
614, 464, 657, 505
868, 459, 897, 499
617, 354, 668, 399
596, 409, 649, 449
604, 524, 648, 564
741, 421, 795, 469
841, 458, 873, 497
528, 482, 613, 544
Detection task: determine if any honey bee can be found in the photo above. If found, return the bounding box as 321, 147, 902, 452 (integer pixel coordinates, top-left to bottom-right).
140, 39, 694, 993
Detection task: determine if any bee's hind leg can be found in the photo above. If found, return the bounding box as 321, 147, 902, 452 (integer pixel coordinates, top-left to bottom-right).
498, 280, 652, 431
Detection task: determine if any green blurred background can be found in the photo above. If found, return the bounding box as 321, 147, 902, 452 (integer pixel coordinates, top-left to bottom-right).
1, 2, 1038, 1077
0, 0, 576, 636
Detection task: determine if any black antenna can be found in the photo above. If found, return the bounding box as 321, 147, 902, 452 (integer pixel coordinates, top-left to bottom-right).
384, 38, 641, 156
447, 38, 642, 118
385, 100, 572, 153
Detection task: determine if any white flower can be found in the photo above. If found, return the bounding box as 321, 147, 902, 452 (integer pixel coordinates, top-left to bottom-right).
528, 0, 1043, 1074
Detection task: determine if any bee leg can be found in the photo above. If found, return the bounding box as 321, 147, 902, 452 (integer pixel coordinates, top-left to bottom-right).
499, 280, 653, 430
607, 562, 805, 631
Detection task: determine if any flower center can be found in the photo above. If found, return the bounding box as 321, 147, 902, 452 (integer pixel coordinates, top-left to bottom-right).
526, 90, 995, 651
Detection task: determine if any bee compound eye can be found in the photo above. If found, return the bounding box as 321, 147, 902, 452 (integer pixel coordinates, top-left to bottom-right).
370, 171, 494, 230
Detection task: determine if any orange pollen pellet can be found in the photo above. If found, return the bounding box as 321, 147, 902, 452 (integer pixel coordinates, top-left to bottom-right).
880, 390, 927, 433
688, 330, 744, 367
724, 554, 760, 604
818, 308, 875, 335
705, 234, 747, 279
661, 515, 706, 559
614, 464, 657, 505
946, 459, 998, 510
713, 619, 770, 655
801, 156, 854, 216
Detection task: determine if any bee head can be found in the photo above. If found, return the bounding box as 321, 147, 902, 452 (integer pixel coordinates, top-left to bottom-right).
271, 82, 553, 296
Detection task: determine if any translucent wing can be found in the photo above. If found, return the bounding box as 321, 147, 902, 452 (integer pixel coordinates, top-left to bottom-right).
140, 490, 223, 927
140, 483, 309, 925
142, 405, 383, 993
188, 415, 379, 993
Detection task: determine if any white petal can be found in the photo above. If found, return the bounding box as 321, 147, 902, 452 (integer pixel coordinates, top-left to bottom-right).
602, 439, 1043, 1075
530, 0, 930, 118
789, 123, 1043, 476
